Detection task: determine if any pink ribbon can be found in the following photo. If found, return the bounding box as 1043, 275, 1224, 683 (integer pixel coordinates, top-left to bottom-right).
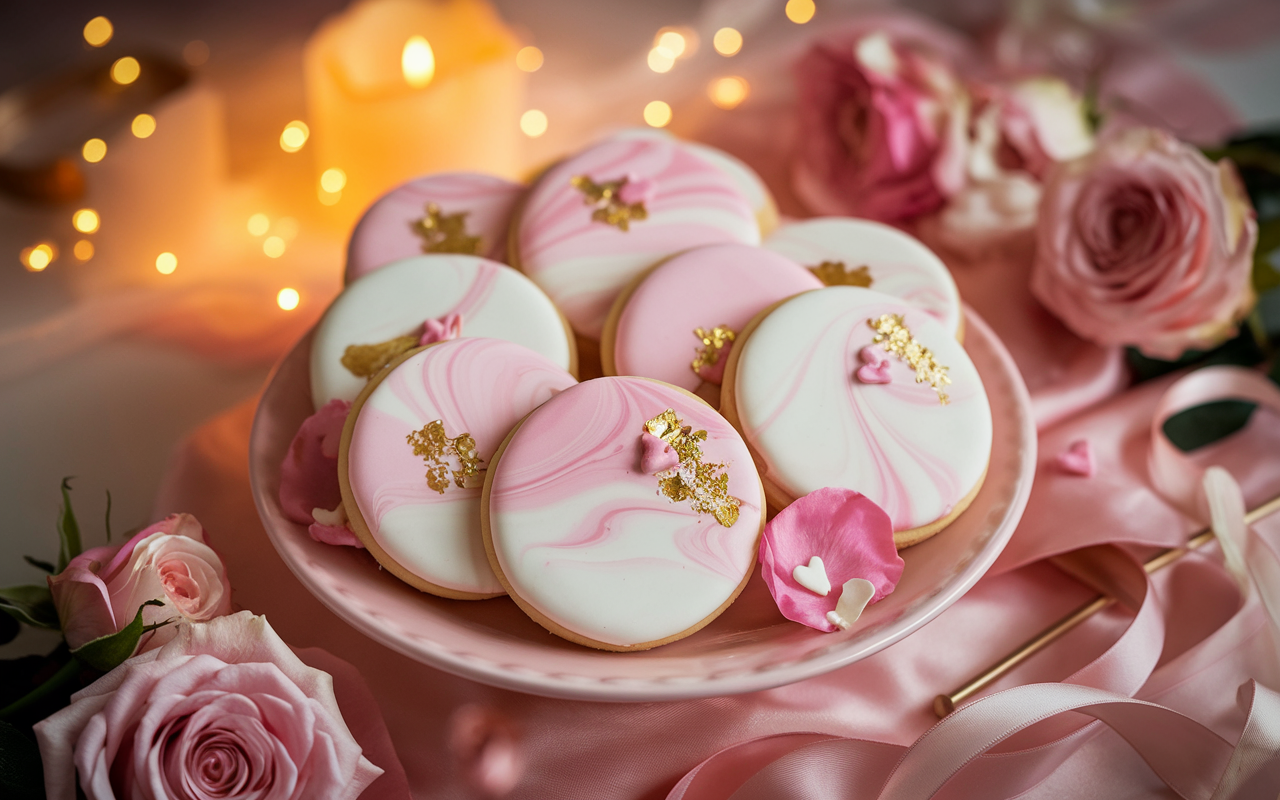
667, 366, 1280, 798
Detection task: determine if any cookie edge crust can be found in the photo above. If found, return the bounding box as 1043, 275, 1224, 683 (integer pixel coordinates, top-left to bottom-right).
338, 342, 506, 601
480, 376, 766, 652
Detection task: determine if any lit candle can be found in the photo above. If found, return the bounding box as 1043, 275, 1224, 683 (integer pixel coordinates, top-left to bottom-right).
304, 0, 525, 221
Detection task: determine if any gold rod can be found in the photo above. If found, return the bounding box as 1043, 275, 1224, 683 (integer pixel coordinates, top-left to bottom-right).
934, 492, 1280, 718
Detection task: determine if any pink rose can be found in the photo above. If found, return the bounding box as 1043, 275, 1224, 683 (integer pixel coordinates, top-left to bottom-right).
279, 399, 363, 548
791, 26, 969, 223
1031, 127, 1257, 358
48, 513, 232, 651
33, 612, 382, 800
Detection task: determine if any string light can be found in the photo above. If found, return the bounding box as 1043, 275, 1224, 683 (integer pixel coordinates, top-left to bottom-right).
647, 46, 676, 73
320, 168, 347, 193
655, 30, 687, 58
280, 121, 310, 153
183, 40, 210, 67
82, 138, 107, 163
111, 56, 141, 85
708, 76, 750, 109
318, 189, 342, 206
263, 236, 286, 258
277, 288, 300, 311
73, 208, 101, 234
644, 100, 672, 128
155, 252, 177, 274
713, 27, 743, 56
131, 113, 156, 138
515, 46, 543, 72
21, 244, 55, 272
74, 241, 95, 261
785, 0, 816, 24
83, 17, 113, 47
247, 213, 270, 236
402, 36, 435, 88
520, 109, 548, 138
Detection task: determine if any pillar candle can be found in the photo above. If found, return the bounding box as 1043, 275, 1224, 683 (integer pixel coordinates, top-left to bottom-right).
304, 0, 525, 224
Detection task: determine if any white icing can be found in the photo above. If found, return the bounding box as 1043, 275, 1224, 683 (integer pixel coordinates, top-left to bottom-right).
310, 255, 571, 409
311, 503, 347, 527
377, 500, 499, 594
733, 287, 992, 531
792, 555, 831, 596
763, 218, 963, 337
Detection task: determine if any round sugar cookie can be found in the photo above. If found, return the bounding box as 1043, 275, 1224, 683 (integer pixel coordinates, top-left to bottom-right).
601, 243, 822, 394
721, 286, 991, 547
311, 255, 575, 410
346, 173, 523, 283
763, 218, 963, 338
609, 128, 779, 235
512, 136, 760, 340
341, 338, 577, 599
482, 376, 766, 651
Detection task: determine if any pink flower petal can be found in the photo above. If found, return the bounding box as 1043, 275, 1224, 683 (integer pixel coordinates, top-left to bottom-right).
759, 487, 904, 632
279, 400, 350, 530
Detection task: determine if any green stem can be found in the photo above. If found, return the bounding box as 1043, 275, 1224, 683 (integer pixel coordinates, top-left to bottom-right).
0, 657, 80, 722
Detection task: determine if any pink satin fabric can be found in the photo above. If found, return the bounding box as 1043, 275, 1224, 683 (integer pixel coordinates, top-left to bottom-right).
152, 357, 1280, 797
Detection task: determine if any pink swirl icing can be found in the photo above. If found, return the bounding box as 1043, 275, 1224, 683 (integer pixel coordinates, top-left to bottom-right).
610, 244, 823, 391
517, 138, 760, 339
346, 172, 523, 283
347, 337, 577, 594
487, 377, 763, 645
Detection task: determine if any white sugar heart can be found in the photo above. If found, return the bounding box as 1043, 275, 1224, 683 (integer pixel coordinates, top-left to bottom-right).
825, 578, 877, 631
792, 556, 831, 596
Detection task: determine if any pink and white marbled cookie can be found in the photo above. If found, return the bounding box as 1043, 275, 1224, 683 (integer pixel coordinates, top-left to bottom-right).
764, 218, 963, 338
723, 286, 991, 547
482, 376, 765, 650
346, 172, 523, 283
311, 255, 575, 410
342, 338, 577, 598
513, 136, 760, 340
602, 243, 822, 393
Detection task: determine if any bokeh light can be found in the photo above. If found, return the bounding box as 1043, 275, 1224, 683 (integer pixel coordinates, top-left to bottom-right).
247, 213, 270, 236
520, 109, 548, 138
708, 76, 750, 109
280, 120, 310, 153
320, 168, 347, 193
277, 288, 300, 310
713, 27, 743, 56
131, 113, 156, 138
82, 138, 107, 163
73, 208, 101, 234
155, 252, 177, 275
644, 100, 672, 128
111, 56, 140, 85
263, 236, 286, 258
74, 240, 95, 261
786, 0, 816, 24
402, 36, 435, 88
22, 244, 55, 272
83, 17, 113, 47
515, 46, 544, 72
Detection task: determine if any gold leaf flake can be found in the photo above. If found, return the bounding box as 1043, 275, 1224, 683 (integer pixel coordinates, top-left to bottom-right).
411, 203, 482, 254
644, 408, 741, 527
690, 325, 736, 376
406, 420, 484, 494
868, 314, 951, 404
341, 334, 421, 380
810, 261, 873, 287
571, 175, 649, 231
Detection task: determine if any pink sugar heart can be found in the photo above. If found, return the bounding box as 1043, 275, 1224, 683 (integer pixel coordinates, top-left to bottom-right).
639, 431, 680, 474
855, 359, 892, 385
1056, 439, 1095, 477
618, 174, 656, 205
420, 313, 464, 346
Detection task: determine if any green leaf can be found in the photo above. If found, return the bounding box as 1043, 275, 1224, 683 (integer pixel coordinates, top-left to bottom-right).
0, 721, 45, 800
20, 557, 54, 575
55, 478, 81, 574
0, 587, 58, 630
71, 599, 167, 672
1163, 400, 1258, 452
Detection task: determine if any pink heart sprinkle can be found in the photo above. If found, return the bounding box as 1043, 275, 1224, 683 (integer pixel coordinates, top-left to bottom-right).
1056, 439, 1095, 477
618, 174, 656, 205
639, 432, 680, 474
855, 349, 892, 384
420, 313, 464, 346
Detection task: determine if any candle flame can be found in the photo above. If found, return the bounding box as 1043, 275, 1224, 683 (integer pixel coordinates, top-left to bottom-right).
402, 36, 435, 88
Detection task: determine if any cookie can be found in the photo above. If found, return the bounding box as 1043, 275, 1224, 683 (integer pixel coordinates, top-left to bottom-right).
482, 376, 765, 650
609, 128, 779, 235
346, 172, 523, 283
600, 243, 822, 403
311, 255, 575, 409
340, 338, 577, 599
720, 286, 991, 547
511, 136, 760, 340
763, 218, 963, 338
